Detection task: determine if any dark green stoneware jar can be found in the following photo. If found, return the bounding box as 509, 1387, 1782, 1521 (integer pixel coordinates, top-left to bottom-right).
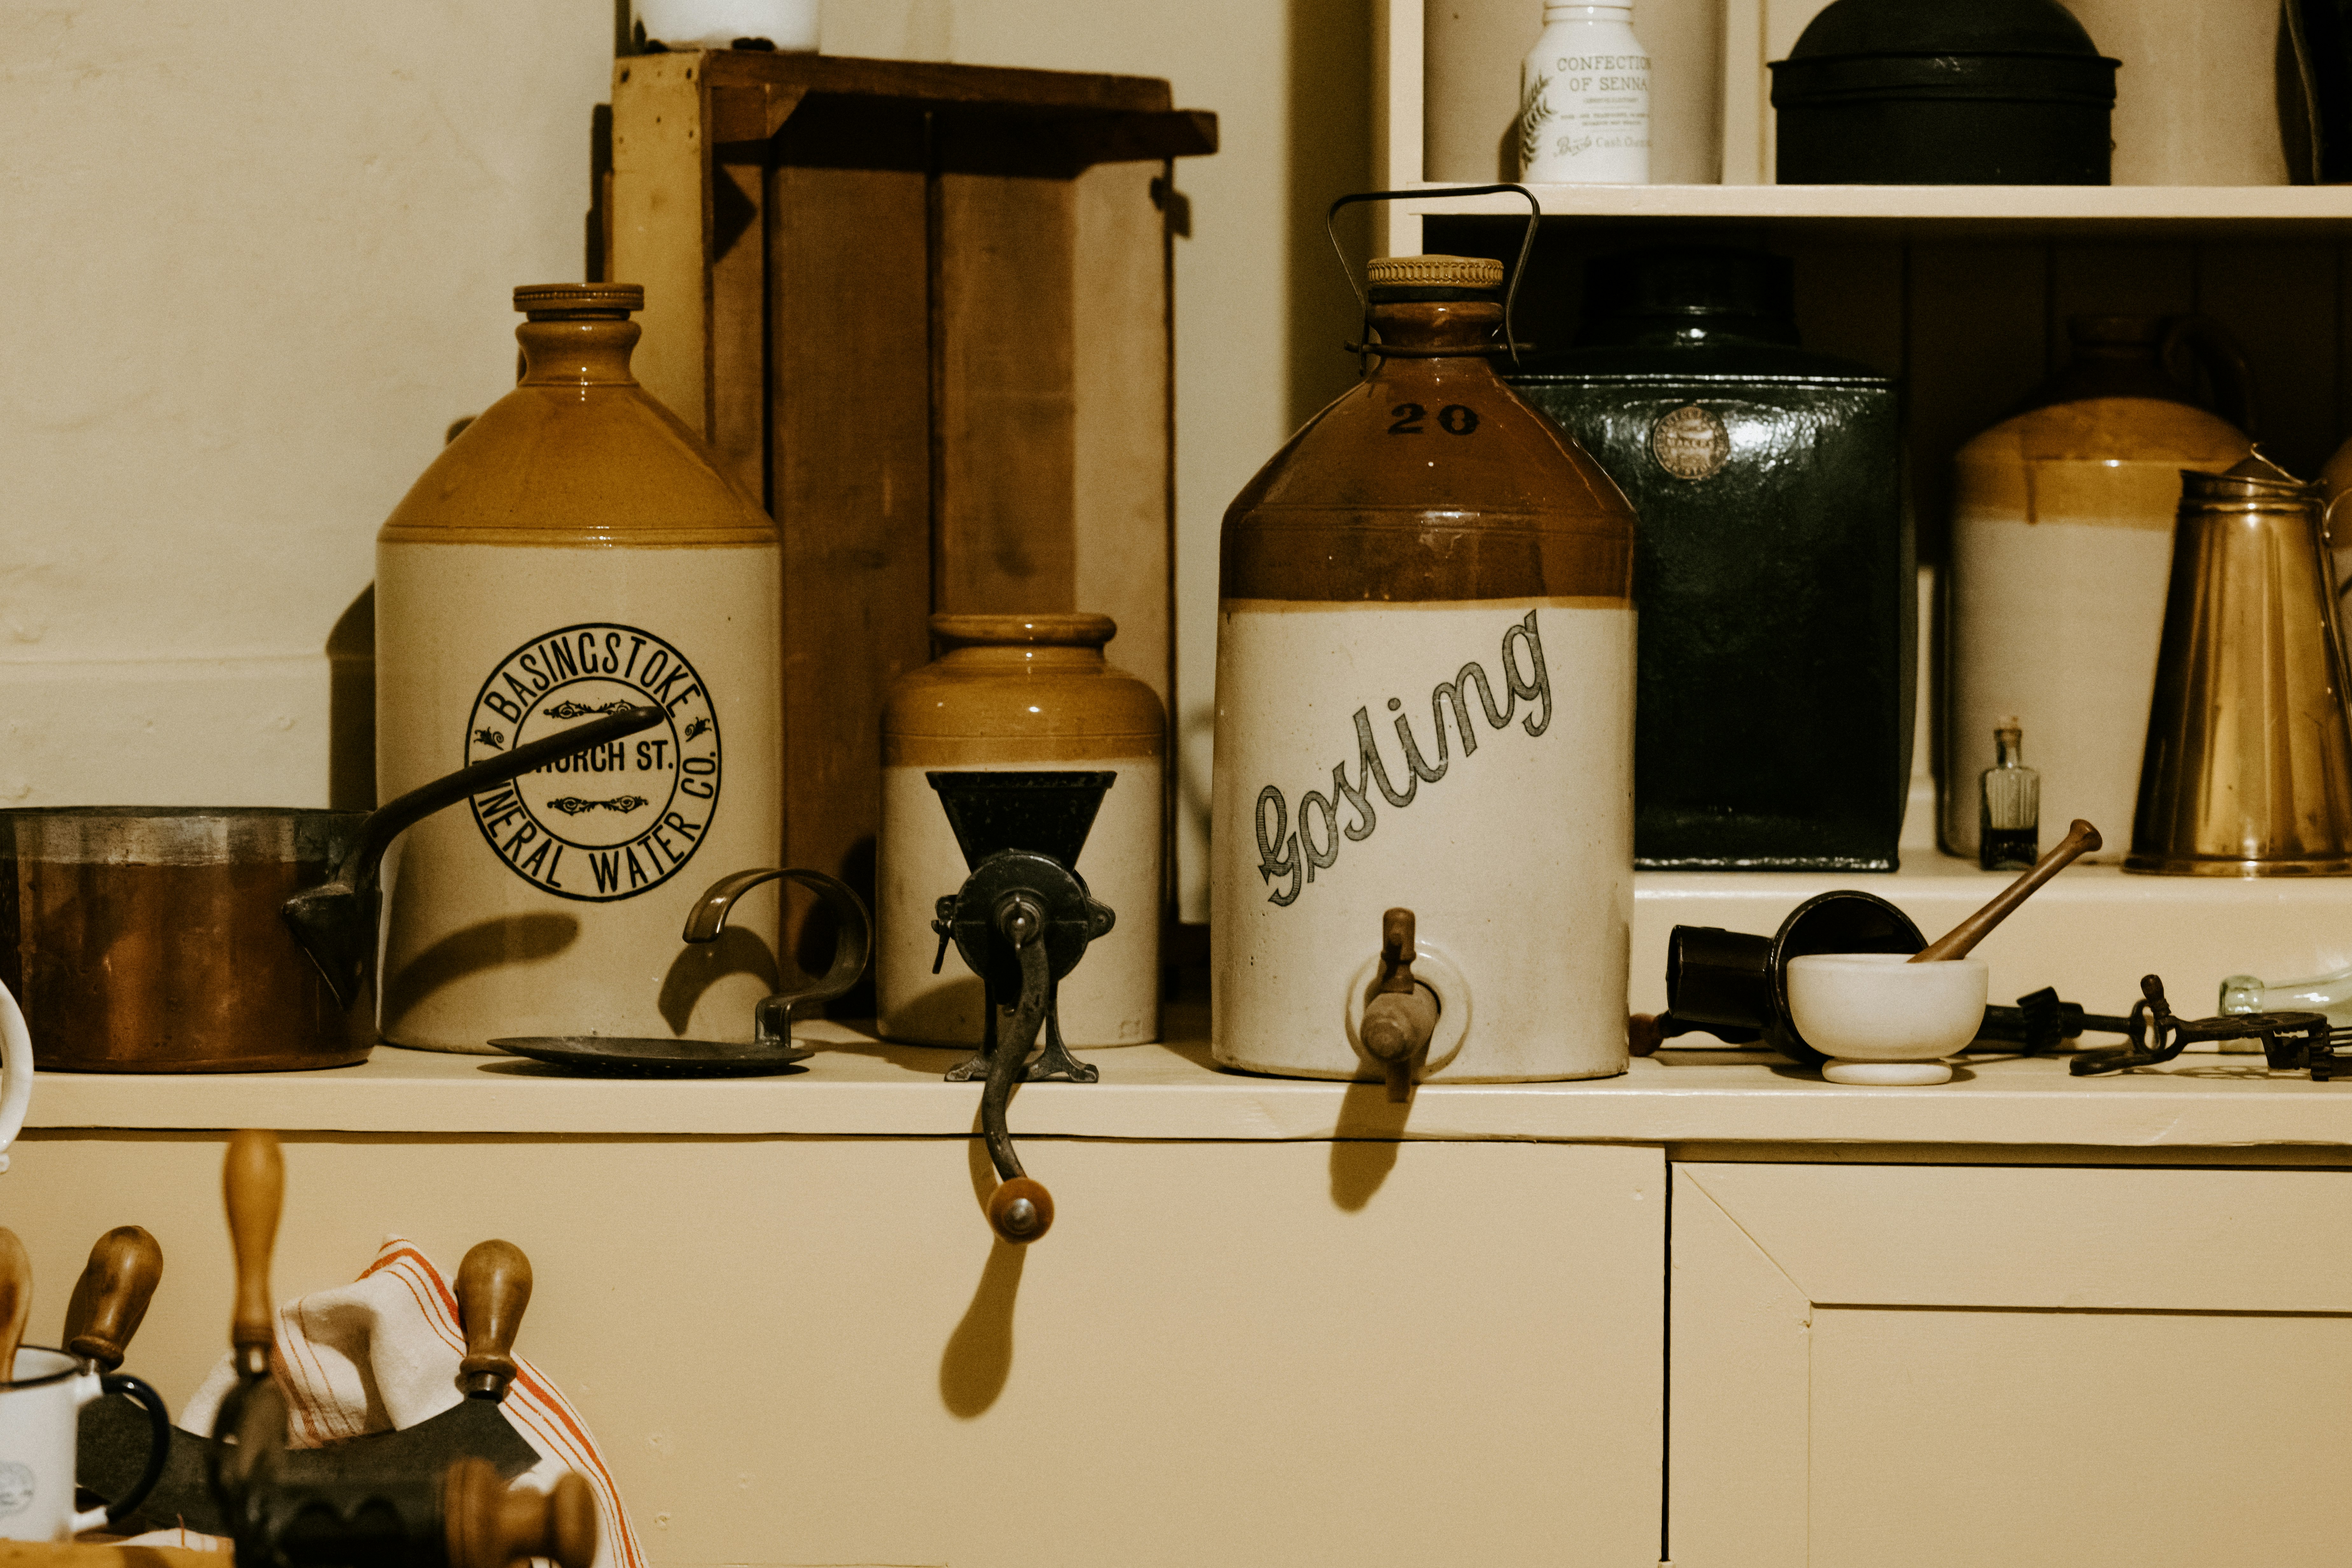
1509, 246, 1911, 871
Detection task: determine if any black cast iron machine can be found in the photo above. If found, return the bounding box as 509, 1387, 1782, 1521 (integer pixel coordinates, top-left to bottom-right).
926, 772, 1119, 1244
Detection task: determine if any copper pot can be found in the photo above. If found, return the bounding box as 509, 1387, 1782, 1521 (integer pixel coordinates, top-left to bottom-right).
0, 707, 663, 1072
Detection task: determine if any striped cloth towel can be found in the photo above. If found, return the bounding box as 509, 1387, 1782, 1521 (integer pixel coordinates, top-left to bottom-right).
136, 1237, 643, 1568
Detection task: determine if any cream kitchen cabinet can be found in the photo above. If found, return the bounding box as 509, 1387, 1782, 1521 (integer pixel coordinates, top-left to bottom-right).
13, 1032, 2351, 1566
1671, 1158, 2352, 1567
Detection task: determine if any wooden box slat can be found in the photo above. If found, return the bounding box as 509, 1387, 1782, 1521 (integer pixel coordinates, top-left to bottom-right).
610, 52, 1213, 998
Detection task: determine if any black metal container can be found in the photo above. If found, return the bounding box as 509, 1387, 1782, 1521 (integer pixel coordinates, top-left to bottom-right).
1769, 0, 2117, 184
1509, 246, 1911, 871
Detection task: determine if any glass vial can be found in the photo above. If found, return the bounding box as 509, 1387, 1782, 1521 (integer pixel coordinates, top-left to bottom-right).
1979, 718, 2040, 871
1519, 3, 1652, 184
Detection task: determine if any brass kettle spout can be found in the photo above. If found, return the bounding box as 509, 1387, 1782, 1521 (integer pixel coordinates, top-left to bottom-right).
1360, 908, 1440, 1102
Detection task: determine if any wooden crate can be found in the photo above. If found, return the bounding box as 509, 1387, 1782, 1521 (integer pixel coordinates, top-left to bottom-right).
608, 51, 1214, 985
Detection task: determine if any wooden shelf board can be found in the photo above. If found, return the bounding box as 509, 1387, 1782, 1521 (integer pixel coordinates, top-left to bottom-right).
1398, 182, 2352, 235
21, 1006, 2352, 1149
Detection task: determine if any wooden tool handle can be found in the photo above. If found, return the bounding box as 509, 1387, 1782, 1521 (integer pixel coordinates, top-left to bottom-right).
1912, 819, 2101, 963
62, 1226, 163, 1372
0, 1227, 30, 1382
987, 1177, 1054, 1244
223, 1129, 282, 1373
444, 1459, 598, 1568
456, 1240, 533, 1398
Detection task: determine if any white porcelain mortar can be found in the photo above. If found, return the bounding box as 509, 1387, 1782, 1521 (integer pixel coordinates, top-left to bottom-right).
1784, 952, 1988, 1086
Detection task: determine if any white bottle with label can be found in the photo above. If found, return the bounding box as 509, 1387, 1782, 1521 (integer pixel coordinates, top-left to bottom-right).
1519, 3, 1651, 184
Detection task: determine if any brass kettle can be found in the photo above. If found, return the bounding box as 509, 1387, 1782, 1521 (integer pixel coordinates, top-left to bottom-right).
2128, 453, 2352, 874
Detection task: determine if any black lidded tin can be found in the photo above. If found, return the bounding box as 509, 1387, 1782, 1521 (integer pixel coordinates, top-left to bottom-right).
1769, 0, 2117, 184
1508, 246, 1911, 872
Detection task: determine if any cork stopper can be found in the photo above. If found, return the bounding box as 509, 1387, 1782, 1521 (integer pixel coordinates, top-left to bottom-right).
1366, 255, 1504, 291
514, 283, 645, 319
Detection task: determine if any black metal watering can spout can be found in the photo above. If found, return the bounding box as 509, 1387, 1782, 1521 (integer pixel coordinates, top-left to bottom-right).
279, 705, 666, 1010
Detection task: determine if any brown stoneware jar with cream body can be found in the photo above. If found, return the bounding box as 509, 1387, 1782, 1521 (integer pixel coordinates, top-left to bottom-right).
375, 284, 784, 1051
878, 614, 1166, 1046
1212, 255, 1638, 1084
1947, 316, 2251, 862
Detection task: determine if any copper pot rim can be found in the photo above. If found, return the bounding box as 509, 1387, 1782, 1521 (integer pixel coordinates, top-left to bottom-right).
0, 806, 367, 866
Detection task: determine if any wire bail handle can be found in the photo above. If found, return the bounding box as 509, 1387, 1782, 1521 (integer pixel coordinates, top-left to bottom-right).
1326, 184, 1544, 372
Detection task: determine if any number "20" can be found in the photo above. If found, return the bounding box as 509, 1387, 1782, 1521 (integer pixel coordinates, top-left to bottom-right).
1389, 403, 1480, 435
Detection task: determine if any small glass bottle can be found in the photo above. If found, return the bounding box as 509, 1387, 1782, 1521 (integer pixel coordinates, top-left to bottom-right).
2221, 968, 2352, 1026
1519, 3, 1651, 184
1979, 719, 2040, 871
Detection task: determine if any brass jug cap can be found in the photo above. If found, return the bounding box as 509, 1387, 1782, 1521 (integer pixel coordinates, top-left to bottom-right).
1366, 255, 1503, 291
513, 283, 645, 318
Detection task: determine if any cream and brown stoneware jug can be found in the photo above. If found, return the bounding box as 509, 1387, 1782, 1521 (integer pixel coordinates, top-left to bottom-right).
1211, 254, 1638, 1085
1946, 316, 2250, 862
374, 284, 784, 1051
877, 614, 1166, 1047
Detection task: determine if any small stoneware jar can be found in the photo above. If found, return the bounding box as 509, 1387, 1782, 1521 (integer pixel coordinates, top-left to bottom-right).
878, 615, 1165, 1047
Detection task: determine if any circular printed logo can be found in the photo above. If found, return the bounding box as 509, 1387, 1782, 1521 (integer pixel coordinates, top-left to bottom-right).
0, 1461, 34, 1517
1650, 403, 1731, 482
464, 623, 721, 903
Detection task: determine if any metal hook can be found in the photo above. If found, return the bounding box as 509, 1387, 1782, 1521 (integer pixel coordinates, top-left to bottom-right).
1324, 184, 1544, 371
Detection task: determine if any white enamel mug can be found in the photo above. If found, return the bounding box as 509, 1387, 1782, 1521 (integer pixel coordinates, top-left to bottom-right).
0, 1347, 170, 1541
0, 978, 31, 1173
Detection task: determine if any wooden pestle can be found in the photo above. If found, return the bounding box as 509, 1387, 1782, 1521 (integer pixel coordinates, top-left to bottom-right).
456, 1240, 532, 1398
62, 1226, 164, 1372
1911, 819, 2101, 963
223, 1129, 283, 1378
443, 1460, 597, 1568
0, 1228, 29, 1382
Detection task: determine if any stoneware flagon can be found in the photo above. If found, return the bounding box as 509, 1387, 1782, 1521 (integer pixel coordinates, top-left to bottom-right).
877, 614, 1165, 1047
1946, 315, 2251, 862
375, 284, 785, 1051
1211, 213, 1638, 1085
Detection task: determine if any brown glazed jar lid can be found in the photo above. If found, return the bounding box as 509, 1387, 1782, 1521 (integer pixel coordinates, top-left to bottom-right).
931, 613, 1116, 649
513, 283, 645, 318
1366, 255, 1503, 291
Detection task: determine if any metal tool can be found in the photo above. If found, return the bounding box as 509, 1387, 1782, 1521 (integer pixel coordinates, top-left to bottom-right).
2069, 975, 2333, 1075
491, 865, 870, 1076
926, 771, 1119, 1244
1966, 988, 2134, 1054
207, 1131, 597, 1568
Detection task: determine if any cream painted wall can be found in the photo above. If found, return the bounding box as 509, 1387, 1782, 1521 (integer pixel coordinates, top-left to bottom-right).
0, 1, 1371, 922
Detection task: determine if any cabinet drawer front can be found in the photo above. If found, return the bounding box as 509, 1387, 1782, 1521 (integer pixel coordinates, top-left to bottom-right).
1672, 1162, 2352, 1568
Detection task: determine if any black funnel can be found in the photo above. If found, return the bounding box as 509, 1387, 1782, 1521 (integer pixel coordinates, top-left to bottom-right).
926, 771, 1117, 871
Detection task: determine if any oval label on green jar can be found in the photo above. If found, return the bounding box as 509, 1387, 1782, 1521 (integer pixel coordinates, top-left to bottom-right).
1651, 404, 1730, 482
461, 622, 722, 902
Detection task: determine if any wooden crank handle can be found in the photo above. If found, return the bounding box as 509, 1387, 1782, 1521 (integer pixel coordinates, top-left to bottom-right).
63, 1225, 164, 1371
0, 1227, 30, 1381
1912, 819, 2101, 964
444, 1459, 598, 1568
456, 1240, 533, 1398
224, 1129, 283, 1376
987, 1177, 1054, 1244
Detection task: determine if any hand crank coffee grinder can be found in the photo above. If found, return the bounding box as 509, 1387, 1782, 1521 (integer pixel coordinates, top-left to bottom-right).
926, 772, 1117, 1245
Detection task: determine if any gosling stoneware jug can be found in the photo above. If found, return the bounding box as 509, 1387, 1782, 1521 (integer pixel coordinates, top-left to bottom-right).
1211, 245, 1637, 1084
375, 284, 784, 1051
1947, 315, 2251, 862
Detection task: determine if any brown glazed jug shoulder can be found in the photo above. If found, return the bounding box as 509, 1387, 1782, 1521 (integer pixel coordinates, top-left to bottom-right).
1223, 297, 1635, 603
878, 614, 1166, 1048
381, 286, 775, 548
